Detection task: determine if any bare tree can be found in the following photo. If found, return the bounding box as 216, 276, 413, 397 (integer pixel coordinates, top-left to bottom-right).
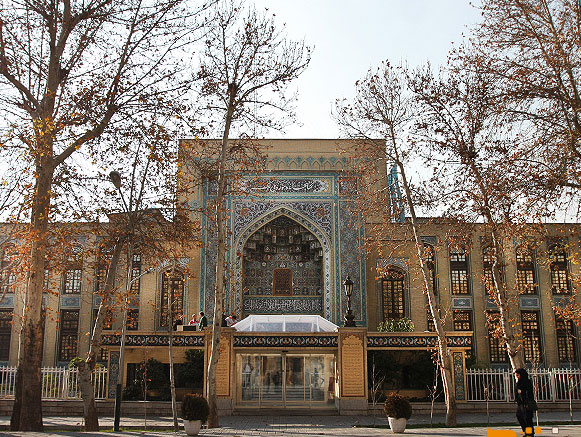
409, 54, 531, 370
0, 0, 209, 430
335, 62, 458, 426
476, 0, 581, 205
73, 115, 200, 430
190, 1, 310, 427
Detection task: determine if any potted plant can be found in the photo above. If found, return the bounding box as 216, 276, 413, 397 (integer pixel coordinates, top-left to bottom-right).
181, 393, 209, 435
384, 392, 412, 433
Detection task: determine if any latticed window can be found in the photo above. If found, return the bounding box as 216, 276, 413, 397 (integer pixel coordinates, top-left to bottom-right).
427, 310, 435, 331
450, 250, 469, 294
130, 253, 142, 294
516, 248, 537, 294
94, 246, 113, 294
98, 348, 108, 363
550, 246, 570, 294
522, 311, 542, 363
424, 243, 437, 294
273, 268, 292, 296
482, 248, 495, 295
160, 270, 185, 327
95, 262, 107, 294
63, 246, 83, 294
453, 310, 472, 331
382, 269, 405, 320
1, 247, 16, 295
92, 308, 113, 331
127, 309, 139, 330
487, 312, 508, 363
0, 310, 13, 361
556, 316, 577, 363
63, 268, 82, 294
58, 310, 79, 361
43, 267, 51, 292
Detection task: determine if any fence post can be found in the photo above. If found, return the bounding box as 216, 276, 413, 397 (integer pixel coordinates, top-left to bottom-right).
504, 369, 511, 402
549, 369, 556, 402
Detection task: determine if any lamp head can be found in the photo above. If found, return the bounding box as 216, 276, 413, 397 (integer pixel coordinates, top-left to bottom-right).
343, 275, 354, 297
109, 171, 122, 189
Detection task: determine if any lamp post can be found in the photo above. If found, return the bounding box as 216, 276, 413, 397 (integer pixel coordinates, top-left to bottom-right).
109, 171, 133, 432
343, 275, 356, 327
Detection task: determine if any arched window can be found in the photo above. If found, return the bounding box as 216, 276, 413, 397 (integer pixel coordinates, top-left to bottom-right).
381, 268, 405, 320
160, 270, 185, 327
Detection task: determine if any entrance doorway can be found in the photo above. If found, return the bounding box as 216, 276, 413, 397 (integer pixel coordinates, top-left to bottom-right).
236, 353, 336, 409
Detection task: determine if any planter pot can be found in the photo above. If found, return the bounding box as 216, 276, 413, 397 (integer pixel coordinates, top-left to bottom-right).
388, 417, 407, 433
183, 419, 202, 436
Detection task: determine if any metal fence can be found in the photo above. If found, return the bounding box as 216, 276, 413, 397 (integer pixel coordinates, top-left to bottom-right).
0, 366, 108, 399
467, 368, 581, 402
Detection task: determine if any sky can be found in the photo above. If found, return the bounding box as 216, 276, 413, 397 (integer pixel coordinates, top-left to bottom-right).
252, 0, 482, 138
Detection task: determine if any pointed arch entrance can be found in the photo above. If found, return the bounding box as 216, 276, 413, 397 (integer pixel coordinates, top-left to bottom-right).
232, 207, 332, 320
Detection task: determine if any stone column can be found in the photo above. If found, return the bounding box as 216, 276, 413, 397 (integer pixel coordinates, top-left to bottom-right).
337, 327, 368, 415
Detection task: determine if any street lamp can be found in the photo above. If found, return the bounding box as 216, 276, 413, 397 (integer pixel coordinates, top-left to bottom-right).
109, 170, 133, 432
343, 275, 356, 327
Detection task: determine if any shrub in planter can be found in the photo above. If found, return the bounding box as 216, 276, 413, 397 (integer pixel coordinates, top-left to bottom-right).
384, 392, 412, 433
181, 393, 210, 422
384, 392, 412, 419
181, 393, 209, 436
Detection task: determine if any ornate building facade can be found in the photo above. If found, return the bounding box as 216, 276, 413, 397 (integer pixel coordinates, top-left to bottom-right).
0, 139, 579, 414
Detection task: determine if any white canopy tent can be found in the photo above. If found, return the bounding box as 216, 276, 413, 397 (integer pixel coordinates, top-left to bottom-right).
233, 314, 338, 333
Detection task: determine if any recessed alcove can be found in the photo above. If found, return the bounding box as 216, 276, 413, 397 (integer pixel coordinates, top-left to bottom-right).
242, 215, 323, 315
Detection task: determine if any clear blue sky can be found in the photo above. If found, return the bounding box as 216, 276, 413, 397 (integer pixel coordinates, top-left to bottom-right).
253, 0, 482, 138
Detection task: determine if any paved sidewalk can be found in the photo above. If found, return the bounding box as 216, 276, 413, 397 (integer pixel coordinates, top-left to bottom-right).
1, 413, 581, 436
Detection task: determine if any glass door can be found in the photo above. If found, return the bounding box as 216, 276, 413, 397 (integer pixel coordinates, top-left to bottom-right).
261, 355, 283, 405
236, 353, 336, 408
285, 355, 306, 403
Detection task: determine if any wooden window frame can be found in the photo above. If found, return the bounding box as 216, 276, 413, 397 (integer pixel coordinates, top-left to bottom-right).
58, 309, 79, 362
381, 269, 405, 320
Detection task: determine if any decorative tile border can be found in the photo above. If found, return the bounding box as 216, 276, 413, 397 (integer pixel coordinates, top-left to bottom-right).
60, 295, 80, 308
453, 352, 466, 401
421, 236, 438, 246
102, 332, 472, 350
233, 335, 338, 348
101, 334, 205, 347
486, 296, 497, 309
234, 201, 333, 238
107, 351, 119, 399
0, 294, 14, 308
376, 258, 409, 273
233, 206, 333, 320
367, 334, 472, 349
242, 296, 323, 314
520, 296, 540, 309
239, 177, 332, 194
452, 297, 473, 309
553, 295, 574, 308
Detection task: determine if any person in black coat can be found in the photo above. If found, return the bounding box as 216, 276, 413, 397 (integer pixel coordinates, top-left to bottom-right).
515, 368, 537, 436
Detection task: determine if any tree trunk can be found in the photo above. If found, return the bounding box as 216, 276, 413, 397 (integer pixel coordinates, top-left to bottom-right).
78, 363, 99, 431
77, 242, 123, 431
207, 93, 236, 429
168, 263, 179, 431
393, 148, 457, 426
11, 159, 54, 431
466, 160, 525, 371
